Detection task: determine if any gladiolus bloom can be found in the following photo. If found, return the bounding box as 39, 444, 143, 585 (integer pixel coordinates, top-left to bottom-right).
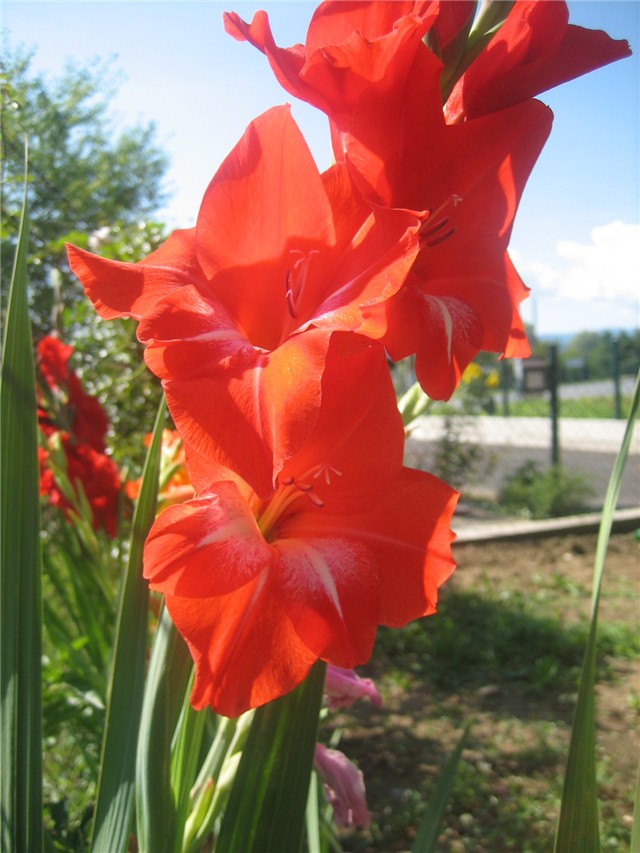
36, 336, 121, 535
225, 4, 554, 399
67, 106, 422, 496
37, 335, 109, 453
143, 337, 457, 717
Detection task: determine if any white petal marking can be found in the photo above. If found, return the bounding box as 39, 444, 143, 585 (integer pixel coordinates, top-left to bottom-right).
430, 296, 454, 365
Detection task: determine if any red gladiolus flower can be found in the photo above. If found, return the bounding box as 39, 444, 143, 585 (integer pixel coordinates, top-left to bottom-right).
37, 335, 109, 452
143, 337, 457, 717
445, 1, 632, 122
36, 335, 121, 535
67, 107, 422, 497
226, 4, 553, 398
39, 437, 122, 537
224, 2, 439, 121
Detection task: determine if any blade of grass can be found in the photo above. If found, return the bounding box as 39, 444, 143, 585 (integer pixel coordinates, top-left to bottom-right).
412, 722, 472, 853
90, 399, 166, 852
553, 369, 640, 853
216, 660, 326, 853
0, 143, 43, 853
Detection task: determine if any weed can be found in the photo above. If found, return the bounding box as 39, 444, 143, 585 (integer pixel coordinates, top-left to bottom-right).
499, 461, 593, 518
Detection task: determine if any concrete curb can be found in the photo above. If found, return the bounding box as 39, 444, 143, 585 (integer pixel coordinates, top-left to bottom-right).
453, 507, 640, 545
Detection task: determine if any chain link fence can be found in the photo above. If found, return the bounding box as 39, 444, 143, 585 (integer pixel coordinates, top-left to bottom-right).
401, 347, 639, 519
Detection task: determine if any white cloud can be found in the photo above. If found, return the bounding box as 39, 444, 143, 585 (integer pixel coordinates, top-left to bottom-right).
517, 221, 640, 303
553, 221, 640, 302
510, 221, 640, 335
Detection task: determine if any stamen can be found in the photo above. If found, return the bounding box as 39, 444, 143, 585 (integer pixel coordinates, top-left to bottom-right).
420, 193, 462, 249
420, 216, 450, 238
305, 491, 325, 508
257, 463, 337, 538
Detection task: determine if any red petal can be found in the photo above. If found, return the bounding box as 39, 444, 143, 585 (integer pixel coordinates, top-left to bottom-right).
274, 536, 380, 667
66, 228, 198, 320
160, 329, 330, 499
445, 2, 631, 121
144, 482, 271, 597
196, 106, 335, 279
165, 571, 317, 717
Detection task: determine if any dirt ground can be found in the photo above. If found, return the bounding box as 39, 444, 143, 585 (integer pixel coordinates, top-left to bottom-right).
324, 531, 639, 852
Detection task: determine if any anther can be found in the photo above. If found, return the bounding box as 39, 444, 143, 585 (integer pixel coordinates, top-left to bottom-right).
425, 227, 456, 247
420, 216, 450, 238
305, 492, 325, 508
284, 251, 317, 320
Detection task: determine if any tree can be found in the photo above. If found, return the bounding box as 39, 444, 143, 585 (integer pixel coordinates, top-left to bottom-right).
1, 41, 171, 469
1, 42, 170, 335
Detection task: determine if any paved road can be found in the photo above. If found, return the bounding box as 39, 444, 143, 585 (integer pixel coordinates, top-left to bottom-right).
556, 376, 637, 401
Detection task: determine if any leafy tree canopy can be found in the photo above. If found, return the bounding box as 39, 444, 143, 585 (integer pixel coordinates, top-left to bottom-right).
2, 39, 172, 470
1, 41, 170, 335
561, 328, 639, 380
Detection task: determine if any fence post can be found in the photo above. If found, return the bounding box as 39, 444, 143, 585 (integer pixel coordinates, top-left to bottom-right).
548, 343, 560, 468
500, 360, 510, 417
612, 337, 623, 419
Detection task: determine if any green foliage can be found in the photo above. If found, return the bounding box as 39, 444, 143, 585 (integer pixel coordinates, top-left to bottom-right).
2, 41, 169, 471
499, 461, 593, 519
376, 588, 638, 698
1, 42, 169, 335
431, 415, 495, 491
561, 330, 639, 382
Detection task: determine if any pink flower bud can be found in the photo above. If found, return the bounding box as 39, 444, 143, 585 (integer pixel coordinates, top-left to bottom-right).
314, 744, 371, 830
325, 665, 382, 711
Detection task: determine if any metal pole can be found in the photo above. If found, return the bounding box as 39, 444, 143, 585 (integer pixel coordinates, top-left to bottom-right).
548, 343, 560, 468
500, 360, 510, 417
612, 337, 623, 419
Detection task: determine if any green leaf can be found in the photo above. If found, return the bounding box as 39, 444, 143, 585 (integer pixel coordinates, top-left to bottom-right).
553, 369, 640, 853
170, 672, 208, 843
135, 605, 192, 853
0, 140, 43, 853
397, 381, 432, 430
412, 722, 472, 853
216, 661, 326, 853
90, 399, 166, 853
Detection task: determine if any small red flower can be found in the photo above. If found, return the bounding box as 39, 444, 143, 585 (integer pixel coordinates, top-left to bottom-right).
67, 107, 421, 497
36, 335, 120, 535
37, 336, 109, 452
444, 1, 632, 122
143, 337, 457, 717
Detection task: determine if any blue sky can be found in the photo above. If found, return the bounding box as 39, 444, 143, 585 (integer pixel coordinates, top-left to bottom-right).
3, 1, 639, 338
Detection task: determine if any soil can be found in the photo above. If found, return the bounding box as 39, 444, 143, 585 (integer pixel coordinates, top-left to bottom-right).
323, 531, 639, 852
